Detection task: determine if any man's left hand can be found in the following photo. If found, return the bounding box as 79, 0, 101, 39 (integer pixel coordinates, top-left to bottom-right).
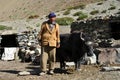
56, 43, 60, 48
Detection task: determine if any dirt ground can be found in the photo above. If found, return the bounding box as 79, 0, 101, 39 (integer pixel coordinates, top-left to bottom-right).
0, 60, 120, 80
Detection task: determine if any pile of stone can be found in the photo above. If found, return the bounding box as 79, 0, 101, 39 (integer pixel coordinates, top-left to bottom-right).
17, 29, 41, 63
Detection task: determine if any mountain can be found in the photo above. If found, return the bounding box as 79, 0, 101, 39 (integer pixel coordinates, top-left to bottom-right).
0, 0, 102, 21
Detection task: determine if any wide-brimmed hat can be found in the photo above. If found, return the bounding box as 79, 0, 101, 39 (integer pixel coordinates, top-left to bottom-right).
48, 12, 56, 18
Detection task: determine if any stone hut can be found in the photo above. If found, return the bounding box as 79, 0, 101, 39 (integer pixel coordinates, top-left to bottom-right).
71, 15, 120, 64
71, 15, 120, 47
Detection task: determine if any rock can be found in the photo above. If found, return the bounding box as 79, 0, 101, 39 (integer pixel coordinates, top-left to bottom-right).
65, 62, 75, 66
18, 71, 30, 76
102, 66, 120, 71
29, 51, 35, 54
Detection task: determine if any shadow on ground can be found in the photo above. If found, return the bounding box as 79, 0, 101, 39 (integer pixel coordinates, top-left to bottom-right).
0, 70, 20, 74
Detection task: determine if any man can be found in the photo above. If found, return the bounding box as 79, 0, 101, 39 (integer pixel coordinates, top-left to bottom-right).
38, 12, 60, 75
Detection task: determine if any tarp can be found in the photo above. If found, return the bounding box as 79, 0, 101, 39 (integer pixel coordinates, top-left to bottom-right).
1, 48, 17, 60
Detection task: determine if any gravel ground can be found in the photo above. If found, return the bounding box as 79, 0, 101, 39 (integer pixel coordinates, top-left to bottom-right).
0, 60, 120, 80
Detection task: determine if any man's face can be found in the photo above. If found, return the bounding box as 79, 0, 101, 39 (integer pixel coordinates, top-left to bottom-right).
49, 17, 56, 22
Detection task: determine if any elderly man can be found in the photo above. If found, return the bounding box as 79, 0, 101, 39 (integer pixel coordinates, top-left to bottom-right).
38, 12, 60, 75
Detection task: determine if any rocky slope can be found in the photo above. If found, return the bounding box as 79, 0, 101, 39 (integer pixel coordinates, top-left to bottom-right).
0, 0, 101, 21
0, 0, 120, 34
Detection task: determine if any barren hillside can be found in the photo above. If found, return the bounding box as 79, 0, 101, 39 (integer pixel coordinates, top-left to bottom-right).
0, 0, 102, 21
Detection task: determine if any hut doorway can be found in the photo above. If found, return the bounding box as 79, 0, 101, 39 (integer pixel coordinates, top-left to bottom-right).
1, 34, 19, 47
110, 21, 120, 40
0, 34, 20, 60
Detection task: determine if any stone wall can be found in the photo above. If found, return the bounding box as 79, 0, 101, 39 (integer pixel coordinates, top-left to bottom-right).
71, 16, 120, 38
71, 15, 120, 47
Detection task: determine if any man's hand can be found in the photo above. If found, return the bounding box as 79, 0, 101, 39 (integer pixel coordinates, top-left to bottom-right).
56, 43, 60, 48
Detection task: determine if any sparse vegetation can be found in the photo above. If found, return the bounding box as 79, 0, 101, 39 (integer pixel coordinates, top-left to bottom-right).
108, 6, 116, 10
40, 18, 43, 20
18, 8, 22, 10
90, 10, 99, 15
23, 8, 26, 10
9, 15, 17, 19
0, 0, 116, 21
77, 14, 88, 20
9, 15, 12, 19
63, 10, 70, 15
56, 10, 60, 12
97, 2, 103, 5
116, 11, 120, 14
38, 1, 41, 3
110, 4, 114, 7
36, 23, 40, 27
57, 14, 60, 16
28, 15, 39, 19
0, 25, 7, 30
101, 10, 107, 13
56, 17, 74, 25
73, 11, 88, 20
0, 25, 12, 30
69, 4, 86, 10
73, 11, 84, 16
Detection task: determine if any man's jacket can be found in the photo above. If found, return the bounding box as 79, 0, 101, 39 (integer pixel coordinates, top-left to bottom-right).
38, 21, 60, 47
